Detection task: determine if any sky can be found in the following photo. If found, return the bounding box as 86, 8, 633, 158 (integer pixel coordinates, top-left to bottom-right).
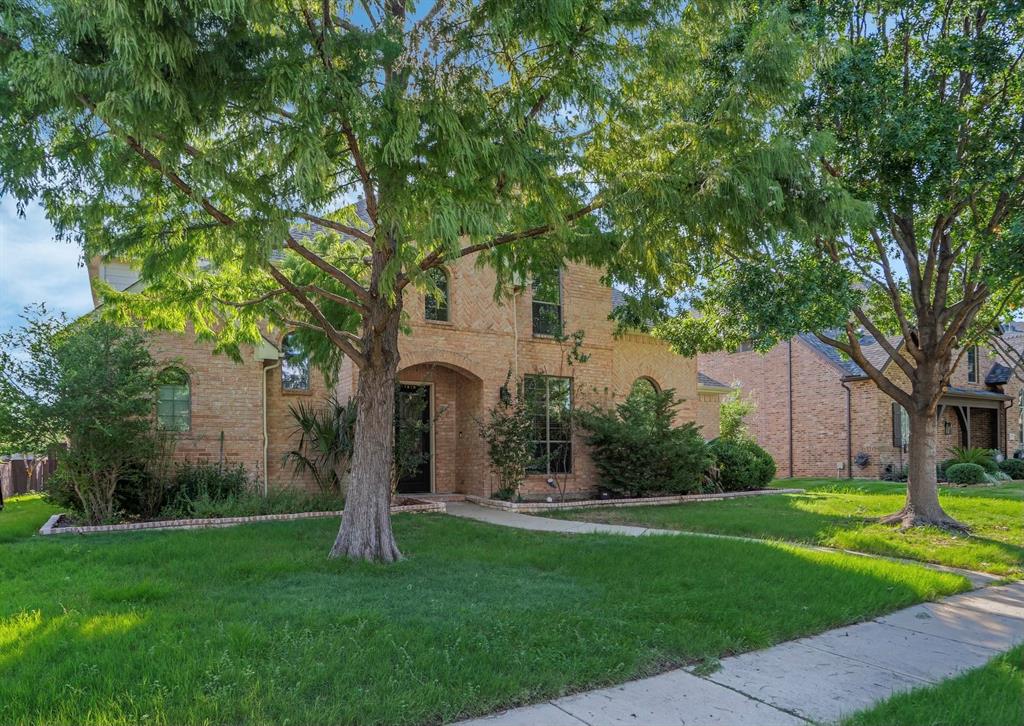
0, 195, 94, 333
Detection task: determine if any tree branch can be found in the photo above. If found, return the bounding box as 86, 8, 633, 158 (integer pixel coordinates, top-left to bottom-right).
284, 234, 372, 306
268, 265, 366, 367
297, 212, 374, 244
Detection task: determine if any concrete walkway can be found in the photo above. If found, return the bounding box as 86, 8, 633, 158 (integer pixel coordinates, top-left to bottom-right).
446, 503, 1023, 725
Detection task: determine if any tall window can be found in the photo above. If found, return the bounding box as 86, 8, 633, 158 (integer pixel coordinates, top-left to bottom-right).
281, 332, 310, 391
892, 403, 910, 450
967, 345, 978, 383
424, 267, 450, 322
524, 375, 572, 474
532, 270, 562, 336
156, 368, 191, 432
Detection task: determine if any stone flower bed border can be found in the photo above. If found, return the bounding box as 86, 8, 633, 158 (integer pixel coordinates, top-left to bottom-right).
38, 498, 445, 536
464, 488, 804, 513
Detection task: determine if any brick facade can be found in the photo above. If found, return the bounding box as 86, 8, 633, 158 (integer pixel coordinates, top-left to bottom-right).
701, 335, 1023, 479
92, 259, 707, 497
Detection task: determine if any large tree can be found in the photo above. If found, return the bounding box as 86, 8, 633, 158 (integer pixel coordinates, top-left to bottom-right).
654, 0, 1024, 531
0, 0, 707, 561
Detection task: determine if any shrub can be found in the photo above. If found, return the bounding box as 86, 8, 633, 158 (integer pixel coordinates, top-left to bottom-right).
945, 462, 986, 485
174, 488, 343, 519
998, 458, 1024, 480
709, 438, 777, 491
947, 446, 999, 473
285, 395, 356, 495
577, 388, 713, 498
882, 463, 908, 482
719, 390, 754, 441
164, 462, 251, 514
2, 312, 167, 523
477, 373, 535, 500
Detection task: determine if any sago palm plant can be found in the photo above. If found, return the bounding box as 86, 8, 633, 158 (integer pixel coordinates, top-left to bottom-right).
285, 395, 357, 495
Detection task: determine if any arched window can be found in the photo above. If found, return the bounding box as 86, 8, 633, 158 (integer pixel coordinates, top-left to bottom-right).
629, 377, 659, 400
424, 267, 450, 322
281, 332, 310, 391
156, 368, 191, 431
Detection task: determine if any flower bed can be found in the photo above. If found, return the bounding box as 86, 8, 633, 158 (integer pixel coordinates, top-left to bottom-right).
465, 488, 804, 513
38, 497, 445, 536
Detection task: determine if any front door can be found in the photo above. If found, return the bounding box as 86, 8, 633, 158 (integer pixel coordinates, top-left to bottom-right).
396, 384, 432, 493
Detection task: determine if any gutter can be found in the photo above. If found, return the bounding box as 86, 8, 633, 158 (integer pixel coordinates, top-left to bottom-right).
841, 380, 853, 479
787, 339, 794, 478
262, 358, 282, 496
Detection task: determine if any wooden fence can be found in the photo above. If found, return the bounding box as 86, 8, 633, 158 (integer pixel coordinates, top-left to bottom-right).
0, 457, 57, 499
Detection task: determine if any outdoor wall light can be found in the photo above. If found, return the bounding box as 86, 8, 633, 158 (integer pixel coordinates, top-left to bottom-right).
944, 420, 952, 435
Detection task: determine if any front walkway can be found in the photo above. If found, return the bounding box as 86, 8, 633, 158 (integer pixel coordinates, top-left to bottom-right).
447, 503, 1024, 725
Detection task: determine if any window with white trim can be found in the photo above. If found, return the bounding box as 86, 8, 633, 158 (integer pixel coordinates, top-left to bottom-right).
524, 375, 572, 474
156, 368, 191, 432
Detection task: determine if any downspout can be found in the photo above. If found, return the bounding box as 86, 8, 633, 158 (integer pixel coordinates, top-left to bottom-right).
262, 359, 281, 496
788, 339, 794, 478
841, 380, 853, 479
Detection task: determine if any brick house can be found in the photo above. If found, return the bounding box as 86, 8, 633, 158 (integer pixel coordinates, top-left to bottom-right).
87, 255, 727, 498
700, 327, 1024, 479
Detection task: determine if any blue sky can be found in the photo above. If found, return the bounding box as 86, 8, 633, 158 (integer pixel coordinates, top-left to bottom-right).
0, 195, 94, 332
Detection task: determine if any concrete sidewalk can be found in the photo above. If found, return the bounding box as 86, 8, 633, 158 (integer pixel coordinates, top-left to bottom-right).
447, 503, 1022, 725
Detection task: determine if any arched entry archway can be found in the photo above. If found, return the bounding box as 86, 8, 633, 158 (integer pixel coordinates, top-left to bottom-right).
397, 361, 484, 494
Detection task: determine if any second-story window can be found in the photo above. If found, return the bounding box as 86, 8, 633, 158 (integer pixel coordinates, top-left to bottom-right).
424, 267, 450, 322
532, 269, 562, 336
967, 345, 978, 383
281, 332, 310, 391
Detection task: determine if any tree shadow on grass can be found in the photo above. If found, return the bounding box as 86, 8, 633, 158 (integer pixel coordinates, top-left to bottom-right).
0, 514, 973, 726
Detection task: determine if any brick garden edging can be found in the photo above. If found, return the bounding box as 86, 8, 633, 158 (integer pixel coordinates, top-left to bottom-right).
463, 488, 804, 513
38, 499, 446, 536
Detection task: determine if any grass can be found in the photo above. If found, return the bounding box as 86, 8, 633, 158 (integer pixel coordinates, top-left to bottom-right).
842, 644, 1024, 726
0, 494, 60, 543
545, 479, 1024, 576
0, 496, 971, 726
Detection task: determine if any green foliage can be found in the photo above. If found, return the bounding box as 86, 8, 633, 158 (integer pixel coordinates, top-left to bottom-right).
709, 438, 777, 491
998, 458, 1024, 480
577, 387, 714, 497
947, 447, 998, 473
162, 486, 342, 520
477, 373, 536, 501
166, 462, 252, 510
945, 463, 986, 486
285, 395, 357, 495
719, 389, 754, 441
1, 307, 167, 523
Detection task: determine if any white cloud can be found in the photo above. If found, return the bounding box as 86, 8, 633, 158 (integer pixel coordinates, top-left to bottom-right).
0, 196, 95, 332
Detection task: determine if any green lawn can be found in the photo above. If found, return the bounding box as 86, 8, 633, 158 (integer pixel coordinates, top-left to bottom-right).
0, 494, 61, 543
0, 496, 970, 726
545, 479, 1024, 576
842, 644, 1024, 726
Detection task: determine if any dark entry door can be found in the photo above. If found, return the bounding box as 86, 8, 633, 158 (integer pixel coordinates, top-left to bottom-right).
396, 384, 432, 493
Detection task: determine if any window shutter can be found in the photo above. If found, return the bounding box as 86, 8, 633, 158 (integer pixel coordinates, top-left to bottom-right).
892, 402, 902, 448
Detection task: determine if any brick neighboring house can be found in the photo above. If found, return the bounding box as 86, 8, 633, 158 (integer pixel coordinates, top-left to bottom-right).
700, 326, 1024, 479
87, 253, 726, 498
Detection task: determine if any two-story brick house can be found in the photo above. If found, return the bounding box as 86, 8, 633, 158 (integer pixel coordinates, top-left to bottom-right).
700, 326, 1024, 479
88, 253, 726, 498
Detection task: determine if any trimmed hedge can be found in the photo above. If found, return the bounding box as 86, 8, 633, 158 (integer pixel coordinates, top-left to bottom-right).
710, 438, 776, 491
945, 462, 986, 485
998, 458, 1024, 480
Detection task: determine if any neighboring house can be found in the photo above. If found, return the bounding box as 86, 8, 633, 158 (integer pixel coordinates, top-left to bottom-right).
87, 248, 722, 498
700, 326, 1024, 480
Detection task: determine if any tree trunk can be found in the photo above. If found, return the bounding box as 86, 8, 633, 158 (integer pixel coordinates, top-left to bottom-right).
330, 303, 403, 562
880, 409, 969, 532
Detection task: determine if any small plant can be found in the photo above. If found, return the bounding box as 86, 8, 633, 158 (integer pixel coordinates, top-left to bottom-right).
947, 446, 999, 473
719, 389, 754, 441
163, 461, 252, 515
882, 463, 908, 482
709, 438, 776, 491
945, 462, 986, 485
998, 458, 1024, 480
285, 395, 357, 495
477, 372, 535, 501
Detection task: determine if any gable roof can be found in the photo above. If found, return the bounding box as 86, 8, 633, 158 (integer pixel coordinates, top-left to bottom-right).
697, 372, 731, 391
798, 332, 902, 379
